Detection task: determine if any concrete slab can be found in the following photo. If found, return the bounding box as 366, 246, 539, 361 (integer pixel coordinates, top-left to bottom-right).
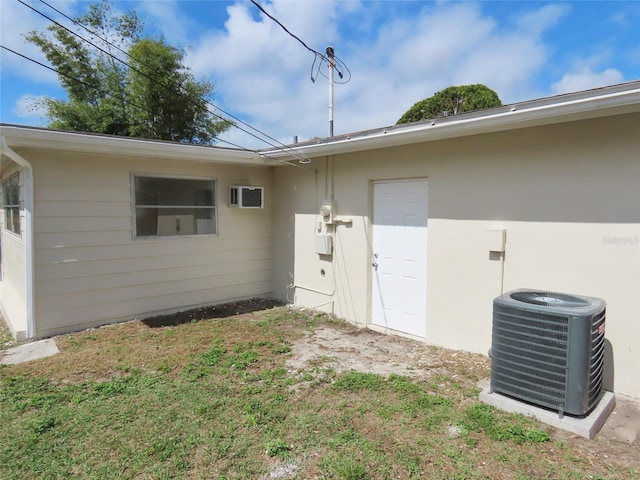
600, 395, 640, 444
479, 387, 616, 439
0, 339, 60, 365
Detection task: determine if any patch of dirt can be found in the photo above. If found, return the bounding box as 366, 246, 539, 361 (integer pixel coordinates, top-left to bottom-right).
285, 317, 640, 469
285, 324, 482, 380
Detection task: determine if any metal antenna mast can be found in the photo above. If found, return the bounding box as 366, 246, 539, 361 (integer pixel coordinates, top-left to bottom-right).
327, 46, 335, 137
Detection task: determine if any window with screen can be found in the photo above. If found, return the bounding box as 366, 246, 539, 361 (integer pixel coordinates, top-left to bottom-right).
134, 176, 216, 237
3, 174, 21, 235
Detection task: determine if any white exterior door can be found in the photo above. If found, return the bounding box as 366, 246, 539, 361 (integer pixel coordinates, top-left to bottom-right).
372, 180, 428, 337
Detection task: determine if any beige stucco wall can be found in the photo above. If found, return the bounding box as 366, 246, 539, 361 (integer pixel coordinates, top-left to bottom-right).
272, 112, 640, 399
22, 149, 272, 337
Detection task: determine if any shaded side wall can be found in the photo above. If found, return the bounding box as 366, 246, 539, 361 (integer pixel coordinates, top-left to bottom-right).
0, 164, 28, 339
25, 150, 272, 337
272, 112, 640, 399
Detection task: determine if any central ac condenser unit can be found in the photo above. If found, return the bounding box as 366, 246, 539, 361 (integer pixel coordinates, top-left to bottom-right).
490, 289, 606, 417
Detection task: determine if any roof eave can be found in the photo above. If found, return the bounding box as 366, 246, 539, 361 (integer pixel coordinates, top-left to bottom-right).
269, 84, 640, 160
0, 125, 280, 167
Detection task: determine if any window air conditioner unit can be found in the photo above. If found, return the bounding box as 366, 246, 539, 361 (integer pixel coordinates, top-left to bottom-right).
229, 186, 263, 209
490, 289, 606, 417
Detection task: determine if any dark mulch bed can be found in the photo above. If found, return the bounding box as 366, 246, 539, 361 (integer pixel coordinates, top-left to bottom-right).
142, 297, 285, 328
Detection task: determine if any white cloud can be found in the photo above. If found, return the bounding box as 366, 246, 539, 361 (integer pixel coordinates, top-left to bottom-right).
185, 1, 572, 148
607, 3, 640, 30
515, 3, 571, 36
186, 1, 344, 146
0, 0, 69, 83
551, 68, 625, 95
134, 0, 196, 46
609, 12, 629, 29
5, 0, 610, 145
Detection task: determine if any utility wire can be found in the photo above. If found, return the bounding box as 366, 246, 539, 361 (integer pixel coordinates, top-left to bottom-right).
0, 43, 288, 160
35, 0, 297, 155
33, 0, 310, 163
249, 0, 351, 84
1, 44, 154, 126
11, 0, 308, 164
250, 0, 316, 57
22, 1, 266, 148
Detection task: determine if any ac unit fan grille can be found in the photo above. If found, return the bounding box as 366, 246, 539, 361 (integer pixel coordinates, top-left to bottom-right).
491, 305, 569, 411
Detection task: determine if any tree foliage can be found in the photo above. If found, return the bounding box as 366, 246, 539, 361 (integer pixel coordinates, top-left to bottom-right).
397, 84, 502, 124
26, 1, 229, 143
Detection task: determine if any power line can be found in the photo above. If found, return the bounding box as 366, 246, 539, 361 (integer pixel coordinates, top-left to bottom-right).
250, 0, 317, 57
249, 0, 351, 84
1, 44, 156, 127
19, 1, 225, 136
35, 0, 225, 131
0, 43, 300, 163
10, 0, 309, 163
31, 0, 310, 162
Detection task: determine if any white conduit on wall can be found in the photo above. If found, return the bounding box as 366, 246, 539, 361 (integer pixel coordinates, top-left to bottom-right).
289, 154, 338, 312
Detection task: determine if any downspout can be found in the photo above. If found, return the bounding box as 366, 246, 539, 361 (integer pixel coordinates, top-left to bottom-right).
0, 137, 36, 339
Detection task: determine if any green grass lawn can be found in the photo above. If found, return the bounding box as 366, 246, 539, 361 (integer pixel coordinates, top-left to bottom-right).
1, 306, 636, 479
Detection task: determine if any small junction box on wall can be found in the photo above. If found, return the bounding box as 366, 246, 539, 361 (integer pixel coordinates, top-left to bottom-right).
315, 234, 333, 255
320, 203, 333, 223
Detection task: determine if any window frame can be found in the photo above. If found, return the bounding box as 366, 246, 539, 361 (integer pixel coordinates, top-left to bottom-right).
132, 174, 218, 239
3, 173, 21, 236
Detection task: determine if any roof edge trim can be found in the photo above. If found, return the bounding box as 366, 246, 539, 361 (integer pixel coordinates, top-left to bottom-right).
268, 82, 640, 159
0, 125, 280, 167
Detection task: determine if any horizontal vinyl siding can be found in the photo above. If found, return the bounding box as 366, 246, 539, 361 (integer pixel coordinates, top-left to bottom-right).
35, 216, 133, 233
35, 280, 271, 338
36, 248, 271, 281
36, 199, 133, 217
35, 236, 270, 265
30, 151, 272, 336
38, 269, 272, 312
37, 258, 272, 297
34, 184, 132, 202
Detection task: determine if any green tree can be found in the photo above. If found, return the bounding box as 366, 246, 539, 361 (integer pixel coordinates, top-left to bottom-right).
26, 1, 229, 143
397, 84, 502, 124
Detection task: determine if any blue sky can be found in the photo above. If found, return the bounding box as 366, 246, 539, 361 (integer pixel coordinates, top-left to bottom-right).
1, 0, 639, 149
